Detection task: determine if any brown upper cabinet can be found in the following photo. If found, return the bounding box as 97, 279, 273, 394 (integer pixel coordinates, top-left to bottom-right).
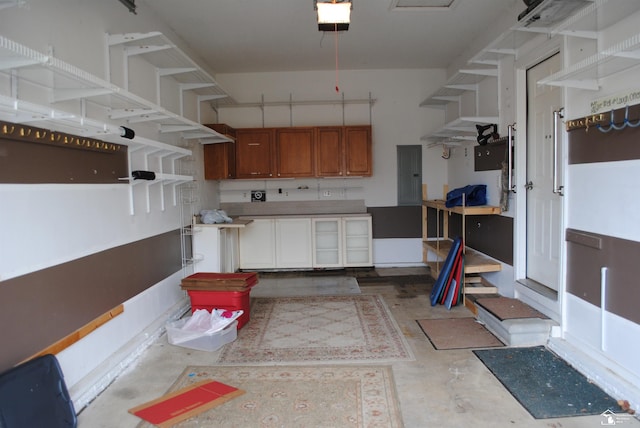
204, 124, 372, 180
275, 127, 315, 178
235, 128, 275, 178
315, 126, 344, 177
344, 125, 372, 177
203, 124, 236, 179
315, 125, 372, 177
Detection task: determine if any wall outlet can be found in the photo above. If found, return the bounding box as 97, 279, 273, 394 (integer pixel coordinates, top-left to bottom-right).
323, 190, 331, 197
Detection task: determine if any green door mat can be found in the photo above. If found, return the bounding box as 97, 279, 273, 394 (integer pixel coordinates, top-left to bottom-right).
474, 346, 617, 419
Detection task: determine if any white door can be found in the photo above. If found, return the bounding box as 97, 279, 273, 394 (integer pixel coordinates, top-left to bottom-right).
525, 53, 563, 290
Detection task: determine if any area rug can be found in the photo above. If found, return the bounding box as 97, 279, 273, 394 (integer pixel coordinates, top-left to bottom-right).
218, 295, 414, 364
473, 346, 618, 419
416, 318, 504, 350
136, 365, 403, 428
475, 297, 548, 321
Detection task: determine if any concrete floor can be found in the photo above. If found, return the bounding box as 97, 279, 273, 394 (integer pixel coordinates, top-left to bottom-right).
77, 268, 639, 427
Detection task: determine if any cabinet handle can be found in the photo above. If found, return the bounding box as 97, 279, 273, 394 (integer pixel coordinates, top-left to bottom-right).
248, 143, 260, 146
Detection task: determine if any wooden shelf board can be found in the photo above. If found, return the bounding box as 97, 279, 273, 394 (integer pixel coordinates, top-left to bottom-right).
423, 240, 502, 274
464, 284, 499, 294
422, 199, 501, 215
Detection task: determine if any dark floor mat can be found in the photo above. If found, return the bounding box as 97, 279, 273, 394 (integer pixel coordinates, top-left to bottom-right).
473, 346, 618, 419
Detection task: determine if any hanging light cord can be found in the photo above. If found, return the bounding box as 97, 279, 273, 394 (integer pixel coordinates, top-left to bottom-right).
335, 23, 340, 92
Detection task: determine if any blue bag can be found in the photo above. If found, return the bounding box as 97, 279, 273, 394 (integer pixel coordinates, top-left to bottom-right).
445, 184, 487, 208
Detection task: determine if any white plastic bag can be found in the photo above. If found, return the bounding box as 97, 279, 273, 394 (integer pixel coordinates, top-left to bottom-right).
199, 209, 233, 224
181, 309, 243, 334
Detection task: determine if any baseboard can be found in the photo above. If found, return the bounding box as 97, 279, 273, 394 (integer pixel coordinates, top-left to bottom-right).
70, 298, 190, 412
548, 336, 640, 415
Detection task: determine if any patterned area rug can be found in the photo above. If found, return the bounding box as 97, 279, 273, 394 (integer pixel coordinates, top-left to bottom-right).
218, 295, 414, 364
137, 365, 404, 428
416, 318, 504, 350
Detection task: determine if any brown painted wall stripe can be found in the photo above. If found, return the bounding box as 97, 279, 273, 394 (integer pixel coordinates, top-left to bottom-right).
566, 228, 640, 325
448, 213, 513, 266
568, 105, 640, 164
368, 206, 422, 239
0, 121, 128, 184
0, 230, 182, 372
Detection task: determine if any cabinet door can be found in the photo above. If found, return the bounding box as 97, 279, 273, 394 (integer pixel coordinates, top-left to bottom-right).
275, 128, 315, 178
344, 126, 372, 177
275, 218, 312, 268
312, 218, 342, 267
315, 127, 344, 177
343, 216, 372, 267
222, 228, 240, 273
203, 142, 235, 180
192, 226, 222, 273
239, 219, 276, 269
235, 129, 274, 178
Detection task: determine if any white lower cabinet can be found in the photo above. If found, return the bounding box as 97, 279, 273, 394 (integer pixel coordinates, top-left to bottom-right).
275, 218, 313, 268
192, 226, 240, 273
238, 218, 312, 269
240, 215, 371, 270
238, 219, 276, 269
312, 218, 342, 268
343, 216, 373, 267
312, 216, 372, 268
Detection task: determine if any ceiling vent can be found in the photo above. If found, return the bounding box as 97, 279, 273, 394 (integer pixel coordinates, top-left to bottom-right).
389, 0, 458, 11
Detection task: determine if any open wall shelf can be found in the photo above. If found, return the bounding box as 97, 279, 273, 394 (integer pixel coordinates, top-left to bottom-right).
106, 32, 235, 130
0, 35, 232, 143
421, 0, 640, 148
0, 35, 209, 215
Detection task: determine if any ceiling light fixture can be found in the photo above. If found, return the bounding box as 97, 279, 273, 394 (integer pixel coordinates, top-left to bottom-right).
315, 1, 352, 31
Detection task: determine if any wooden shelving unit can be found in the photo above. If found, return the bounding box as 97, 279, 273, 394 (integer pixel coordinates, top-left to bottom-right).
422, 185, 502, 299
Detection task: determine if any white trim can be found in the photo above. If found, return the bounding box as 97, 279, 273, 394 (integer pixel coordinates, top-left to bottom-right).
549, 336, 640, 414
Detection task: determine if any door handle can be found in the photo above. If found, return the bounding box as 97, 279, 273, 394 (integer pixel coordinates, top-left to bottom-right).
552, 108, 564, 196
508, 123, 516, 192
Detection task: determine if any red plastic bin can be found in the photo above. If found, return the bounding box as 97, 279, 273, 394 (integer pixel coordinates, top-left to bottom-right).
188, 289, 251, 330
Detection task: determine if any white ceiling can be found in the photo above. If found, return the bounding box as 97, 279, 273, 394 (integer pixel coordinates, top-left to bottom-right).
141, 0, 523, 74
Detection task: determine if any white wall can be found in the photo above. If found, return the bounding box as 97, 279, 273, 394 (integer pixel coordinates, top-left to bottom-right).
443, 3, 640, 410
213, 69, 448, 265
0, 0, 211, 409
215, 68, 448, 207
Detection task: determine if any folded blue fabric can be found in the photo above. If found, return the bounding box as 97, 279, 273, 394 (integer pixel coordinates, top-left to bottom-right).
445, 184, 487, 208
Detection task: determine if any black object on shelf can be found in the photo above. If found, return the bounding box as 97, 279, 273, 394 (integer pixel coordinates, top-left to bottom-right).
132, 170, 156, 180
119, 126, 135, 140
476, 123, 499, 146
